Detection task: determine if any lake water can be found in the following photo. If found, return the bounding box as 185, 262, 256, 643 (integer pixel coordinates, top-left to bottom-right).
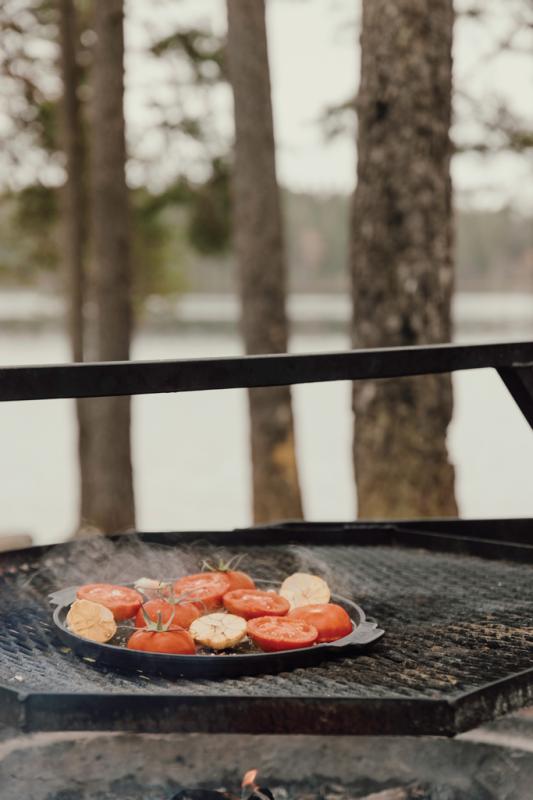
0, 292, 533, 546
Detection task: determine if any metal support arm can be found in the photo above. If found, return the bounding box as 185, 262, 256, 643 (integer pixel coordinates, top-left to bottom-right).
497, 366, 533, 430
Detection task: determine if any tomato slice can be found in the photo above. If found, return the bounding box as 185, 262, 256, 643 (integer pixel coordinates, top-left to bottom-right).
223, 589, 289, 620
173, 572, 231, 611
288, 603, 353, 643
76, 583, 142, 621
134, 599, 200, 629
247, 616, 318, 652
127, 627, 196, 655
224, 570, 256, 591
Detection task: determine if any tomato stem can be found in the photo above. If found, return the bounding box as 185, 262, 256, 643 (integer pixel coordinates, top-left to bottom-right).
140, 605, 177, 633
201, 553, 246, 574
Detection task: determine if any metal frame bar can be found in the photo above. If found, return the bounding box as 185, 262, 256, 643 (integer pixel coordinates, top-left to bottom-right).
0, 340, 532, 414
2, 517, 533, 562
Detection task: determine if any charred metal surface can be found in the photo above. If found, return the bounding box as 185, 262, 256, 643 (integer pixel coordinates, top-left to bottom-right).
0, 524, 532, 735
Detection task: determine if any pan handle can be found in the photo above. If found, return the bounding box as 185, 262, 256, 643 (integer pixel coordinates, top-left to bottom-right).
327, 620, 384, 648
48, 586, 78, 607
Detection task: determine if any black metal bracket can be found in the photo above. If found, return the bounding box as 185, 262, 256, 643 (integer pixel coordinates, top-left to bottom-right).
497, 365, 533, 430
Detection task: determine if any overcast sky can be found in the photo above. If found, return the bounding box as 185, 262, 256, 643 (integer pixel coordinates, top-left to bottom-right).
2, 0, 528, 209
125, 0, 533, 211
1, 1, 530, 209
0, 0, 530, 211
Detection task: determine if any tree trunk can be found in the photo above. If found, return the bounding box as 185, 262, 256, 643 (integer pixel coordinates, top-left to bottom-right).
87, 0, 135, 533
226, 0, 303, 524
350, 0, 458, 519
57, 0, 92, 531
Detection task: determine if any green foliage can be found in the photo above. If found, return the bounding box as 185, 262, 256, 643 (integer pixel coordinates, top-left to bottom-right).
0, 0, 232, 296
1, 180, 533, 296
15, 183, 57, 231
35, 99, 59, 152
151, 26, 225, 84
15, 184, 59, 274
0, 0, 61, 181
132, 188, 187, 299
187, 158, 231, 254
131, 158, 231, 299
0, 185, 59, 281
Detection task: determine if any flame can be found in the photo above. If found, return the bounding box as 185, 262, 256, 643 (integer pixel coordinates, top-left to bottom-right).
242, 770, 259, 791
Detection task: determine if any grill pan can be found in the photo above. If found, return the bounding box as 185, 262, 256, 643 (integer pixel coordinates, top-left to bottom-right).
49, 582, 384, 678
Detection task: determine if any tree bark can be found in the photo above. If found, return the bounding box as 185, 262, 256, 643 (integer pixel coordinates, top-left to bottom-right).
226, 0, 303, 523
57, 0, 92, 531
350, 0, 458, 518
87, 0, 135, 533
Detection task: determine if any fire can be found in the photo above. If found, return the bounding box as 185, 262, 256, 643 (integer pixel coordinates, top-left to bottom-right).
242, 770, 259, 791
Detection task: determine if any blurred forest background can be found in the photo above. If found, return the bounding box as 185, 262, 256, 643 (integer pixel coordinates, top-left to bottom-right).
1, 1, 532, 296
0, 0, 532, 544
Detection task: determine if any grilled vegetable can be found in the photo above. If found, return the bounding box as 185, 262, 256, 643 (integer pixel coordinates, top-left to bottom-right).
224, 571, 255, 591
279, 573, 331, 609
202, 555, 256, 591
173, 572, 231, 611
189, 612, 247, 650
127, 609, 196, 654
127, 626, 196, 655
76, 583, 142, 621
134, 577, 170, 599
247, 616, 318, 652
223, 588, 289, 620
288, 603, 352, 643
66, 598, 117, 643
134, 598, 200, 629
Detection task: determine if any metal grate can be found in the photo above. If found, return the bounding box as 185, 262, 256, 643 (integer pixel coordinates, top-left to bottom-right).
0, 526, 532, 736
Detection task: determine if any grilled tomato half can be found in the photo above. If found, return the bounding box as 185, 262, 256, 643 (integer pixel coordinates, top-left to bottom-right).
223, 589, 290, 620
288, 603, 352, 643
247, 616, 318, 652
76, 583, 142, 621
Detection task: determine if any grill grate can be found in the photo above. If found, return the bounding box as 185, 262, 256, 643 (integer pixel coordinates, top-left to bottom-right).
0, 527, 532, 735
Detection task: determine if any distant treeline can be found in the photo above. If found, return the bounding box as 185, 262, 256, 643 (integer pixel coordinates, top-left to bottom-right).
192, 196, 533, 294
0, 187, 531, 295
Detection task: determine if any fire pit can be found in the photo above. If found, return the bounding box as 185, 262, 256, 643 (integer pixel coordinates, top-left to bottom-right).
0, 341, 532, 738
1, 520, 533, 736
3, 725, 533, 800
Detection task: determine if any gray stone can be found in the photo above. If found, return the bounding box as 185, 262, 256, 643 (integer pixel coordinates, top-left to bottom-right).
1, 731, 532, 800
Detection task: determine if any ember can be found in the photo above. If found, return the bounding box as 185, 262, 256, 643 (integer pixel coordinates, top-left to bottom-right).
242, 769, 274, 800
242, 769, 259, 792
171, 770, 274, 800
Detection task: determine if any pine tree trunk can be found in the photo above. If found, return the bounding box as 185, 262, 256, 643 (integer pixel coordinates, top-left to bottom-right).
57, 0, 92, 532
350, 0, 458, 519
226, 0, 303, 523
87, 0, 135, 534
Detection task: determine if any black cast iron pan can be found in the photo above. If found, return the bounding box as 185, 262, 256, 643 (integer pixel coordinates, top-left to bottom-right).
49, 581, 384, 678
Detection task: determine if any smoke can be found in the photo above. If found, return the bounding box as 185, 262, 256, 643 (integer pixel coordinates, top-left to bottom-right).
14, 533, 212, 604
10, 533, 361, 615
12, 533, 304, 604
